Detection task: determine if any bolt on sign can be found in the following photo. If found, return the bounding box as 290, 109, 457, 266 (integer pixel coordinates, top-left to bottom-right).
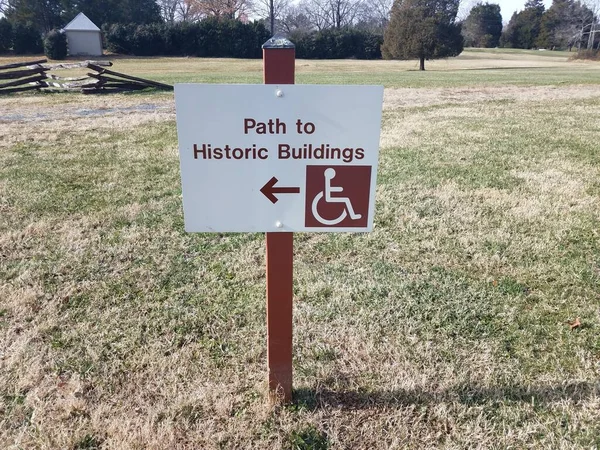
175, 84, 383, 232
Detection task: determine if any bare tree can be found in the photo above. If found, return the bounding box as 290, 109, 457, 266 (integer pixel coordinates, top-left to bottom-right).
187, 0, 253, 19
299, 0, 361, 30
158, 0, 181, 22
556, 0, 595, 50
355, 0, 392, 32
298, 0, 330, 30
280, 4, 314, 34
253, 0, 291, 32
178, 0, 203, 20
332, 0, 361, 28
584, 0, 600, 49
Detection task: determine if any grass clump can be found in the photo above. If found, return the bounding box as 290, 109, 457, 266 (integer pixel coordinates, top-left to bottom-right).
288, 426, 329, 450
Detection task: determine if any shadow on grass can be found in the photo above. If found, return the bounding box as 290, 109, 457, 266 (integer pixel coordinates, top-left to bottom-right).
459, 66, 558, 71
293, 381, 598, 410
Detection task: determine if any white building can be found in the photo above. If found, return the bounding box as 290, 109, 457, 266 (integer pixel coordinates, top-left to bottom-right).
63, 12, 102, 57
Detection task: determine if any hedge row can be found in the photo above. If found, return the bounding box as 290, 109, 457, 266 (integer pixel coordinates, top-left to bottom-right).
1, 16, 383, 60
292, 29, 383, 59
104, 20, 383, 59
0, 19, 43, 54
103, 19, 271, 58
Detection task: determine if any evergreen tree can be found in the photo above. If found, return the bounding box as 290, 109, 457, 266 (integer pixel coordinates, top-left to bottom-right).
13, 21, 43, 53
61, 0, 119, 30
536, 6, 559, 48
5, 0, 63, 33
381, 0, 463, 70
525, 0, 545, 15
500, 0, 544, 48
0, 17, 13, 53
43, 28, 68, 59
120, 0, 162, 25
536, 0, 593, 50
462, 2, 502, 47
61, 0, 162, 29
499, 12, 517, 47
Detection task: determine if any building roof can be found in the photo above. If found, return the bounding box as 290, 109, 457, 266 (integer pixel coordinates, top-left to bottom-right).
63, 12, 100, 32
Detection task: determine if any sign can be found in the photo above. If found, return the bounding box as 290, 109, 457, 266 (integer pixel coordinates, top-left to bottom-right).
175, 84, 383, 232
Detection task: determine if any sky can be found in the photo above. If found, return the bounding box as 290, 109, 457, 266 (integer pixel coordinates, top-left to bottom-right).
459, 0, 554, 23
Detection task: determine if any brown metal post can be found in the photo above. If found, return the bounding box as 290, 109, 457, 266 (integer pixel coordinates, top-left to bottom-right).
262, 37, 295, 403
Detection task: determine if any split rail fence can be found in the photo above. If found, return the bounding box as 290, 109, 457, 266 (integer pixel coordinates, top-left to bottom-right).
0, 59, 173, 94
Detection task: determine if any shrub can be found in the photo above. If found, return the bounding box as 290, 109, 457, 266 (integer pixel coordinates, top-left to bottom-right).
131, 23, 165, 56
196, 18, 223, 57
13, 23, 43, 54
103, 19, 271, 58
292, 32, 316, 59
571, 49, 599, 61
359, 32, 383, 59
0, 18, 13, 53
103, 23, 136, 54
294, 28, 383, 59
163, 22, 198, 56
102, 19, 380, 60
44, 29, 68, 60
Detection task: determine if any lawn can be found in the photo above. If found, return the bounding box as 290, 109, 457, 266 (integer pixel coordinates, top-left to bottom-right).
1, 49, 599, 449
101, 48, 600, 87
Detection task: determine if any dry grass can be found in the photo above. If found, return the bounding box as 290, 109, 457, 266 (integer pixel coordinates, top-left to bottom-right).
1, 51, 600, 449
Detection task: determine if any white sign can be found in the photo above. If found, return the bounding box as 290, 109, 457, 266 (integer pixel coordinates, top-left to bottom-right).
175, 84, 383, 233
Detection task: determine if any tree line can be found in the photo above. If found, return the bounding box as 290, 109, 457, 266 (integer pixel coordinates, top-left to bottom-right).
0, 0, 598, 62
0, 0, 393, 35
0, 0, 388, 58
461, 0, 599, 51
501, 0, 599, 51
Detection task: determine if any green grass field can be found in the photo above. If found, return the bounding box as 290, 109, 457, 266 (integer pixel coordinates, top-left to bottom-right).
1, 49, 599, 449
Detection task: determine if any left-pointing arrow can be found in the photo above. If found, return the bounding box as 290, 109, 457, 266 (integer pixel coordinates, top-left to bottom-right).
260, 176, 301, 204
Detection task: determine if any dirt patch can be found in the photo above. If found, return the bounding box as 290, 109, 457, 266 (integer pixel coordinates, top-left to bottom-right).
0, 93, 172, 123
0, 95, 174, 146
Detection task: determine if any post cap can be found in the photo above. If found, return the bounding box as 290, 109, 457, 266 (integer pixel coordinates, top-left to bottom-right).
262, 36, 295, 49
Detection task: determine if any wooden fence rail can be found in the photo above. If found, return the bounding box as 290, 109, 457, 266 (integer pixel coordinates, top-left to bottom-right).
0, 59, 48, 71
0, 67, 47, 80
0, 59, 173, 95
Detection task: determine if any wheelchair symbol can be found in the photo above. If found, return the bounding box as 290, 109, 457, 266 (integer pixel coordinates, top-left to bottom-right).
311, 168, 362, 226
